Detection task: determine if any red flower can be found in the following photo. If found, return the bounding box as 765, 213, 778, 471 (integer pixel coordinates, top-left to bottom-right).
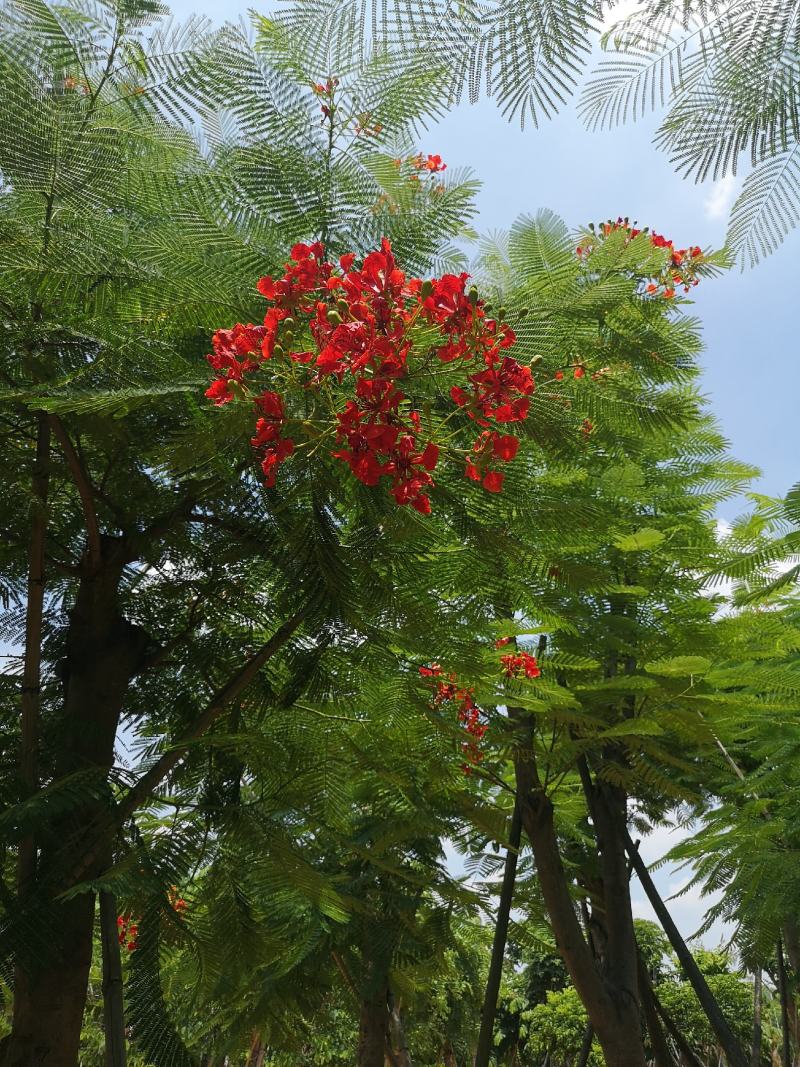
495, 636, 511, 648
500, 651, 541, 679
205, 378, 232, 405
491, 434, 519, 462
554, 370, 564, 381
206, 239, 531, 506
573, 366, 585, 379
420, 663, 442, 676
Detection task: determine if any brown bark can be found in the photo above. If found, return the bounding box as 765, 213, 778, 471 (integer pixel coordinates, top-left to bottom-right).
637, 946, 677, 1067
514, 740, 647, 1067
752, 968, 763, 1067
18, 414, 50, 890
778, 940, 792, 1067
441, 1040, 458, 1067
5, 543, 147, 1067
387, 989, 413, 1067
100, 890, 127, 1067
474, 797, 522, 1067
359, 983, 389, 1067
246, 1034, 266, 1067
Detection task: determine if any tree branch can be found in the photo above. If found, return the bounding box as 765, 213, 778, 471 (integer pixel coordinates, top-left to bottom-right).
48, 415, 102, 569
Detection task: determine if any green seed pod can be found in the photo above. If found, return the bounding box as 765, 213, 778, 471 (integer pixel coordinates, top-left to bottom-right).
327, 310, 342, 325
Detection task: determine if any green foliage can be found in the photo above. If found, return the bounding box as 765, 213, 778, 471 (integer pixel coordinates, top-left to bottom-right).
581, 0, 800, 264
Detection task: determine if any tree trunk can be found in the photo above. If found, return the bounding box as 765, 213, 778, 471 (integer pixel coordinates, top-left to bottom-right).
246, 1034, 266, 1067
514, 745, 647, 1067
441, 1040, 458, 1067
576, 1023, 594, 1067
778, 940, 792, 1067
475, 797, 522, 1067
637, 947, 677, 1067
622, 825, 749, 1067
100, 890, 127, 1067
359, 983, 389, 1067
5, 544, 147, 1067
387, 989, 413, 1067
651, 985, 705, 1067
18, 414, 50, 891
752, 968, 763, 1067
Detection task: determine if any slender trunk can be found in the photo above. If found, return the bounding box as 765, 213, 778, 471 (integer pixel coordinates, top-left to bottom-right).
783, 922, 800, 975
8, 417, 51, 1067
778, 940, 792, 1067
441, 1040, 458, 1067
18, 415, 50, 889
5, 546, 147, 1067
246, 1033, 265, 1067
637, 947, 677, 1067
475, 798, 522, 1067
622, 826, 749, 1067
359, 983, 389, 1067
752, 968, 762, 1067
576, 1023, 594, 1067
387, 989, 413, 1067
100, 890, 127, 1067
577, 761, 642, 1046
514, 743, 647, 1066
651, 985, 705, 1067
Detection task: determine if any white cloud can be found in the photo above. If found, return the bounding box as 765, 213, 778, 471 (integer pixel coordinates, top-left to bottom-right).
601, 0, 645, 30
704, 175, 737, 221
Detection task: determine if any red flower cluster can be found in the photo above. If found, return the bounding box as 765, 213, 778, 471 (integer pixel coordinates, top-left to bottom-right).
576, 217, 704, 297
117, 914, 139, 953
500, 650, 541, 679
393, 153, 447, 175
251, 390, 294, 487
168, 886, 188, 914
204, 239, 534, 513
420, 664, 488, 772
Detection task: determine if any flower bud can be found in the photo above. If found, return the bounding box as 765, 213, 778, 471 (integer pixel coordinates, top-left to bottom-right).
468, 286, 479, 305
273, 344, 284, 358
497, 306, 507, 320
283, 317, 295, 330
327, 310, 342, 325
336, 299, 349, 316
421, 280, 433, 299
517, 307, 529, 319
530, 354, 543, 366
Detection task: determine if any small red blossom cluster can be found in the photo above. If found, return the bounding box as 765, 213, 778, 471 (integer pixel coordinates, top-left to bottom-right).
393, 153, 447, 175
205, 239, 534, 513
168, 886, 188, 914
554, 366, 587, 382
117, 914, 139, 952
576, 218, 704, 298
499, 650, 541, 679
420, 664, 487, 772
